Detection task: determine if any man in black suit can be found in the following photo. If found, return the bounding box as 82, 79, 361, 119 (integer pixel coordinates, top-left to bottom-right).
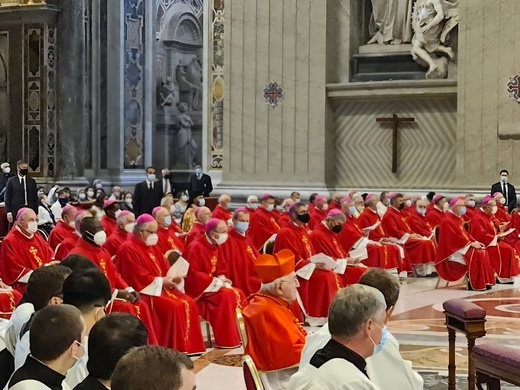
160, 168, 175, 196
0, 162, 13, 201
188, 164, 213, 197
132, 166, 163, 216
491, 169, 517, 212
5, 160, 38, 223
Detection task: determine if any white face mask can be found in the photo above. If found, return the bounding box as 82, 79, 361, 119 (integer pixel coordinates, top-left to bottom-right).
404, 200, 412, 207
87, 191, 95, 198
27, 221, 38, 234
468, 200, 476, 208
125, 198, 133, 206
4, 167, 10, 174
213, 232, 228, 245
181, 195, 189, 202
147, 174, 157, 182
114, 209, 122, 218
321, 203, 329, 211
124, 222, 135, 233
79, 193, 86, 200
266, 204, 274, 212
146, 233, 159, 246
294, 198, 300, 203
492, 206, 498, 215
443, 202, 449, 211
248, 203, 259, 210
500, 198, 506, 205
92, 231, 107, 246
198, 198, 206, 207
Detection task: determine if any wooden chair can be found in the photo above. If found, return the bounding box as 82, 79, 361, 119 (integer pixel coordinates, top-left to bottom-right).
236, 308, 249, 347
434, 226, 450, 289
261, 241, 275, 255
243, 355, 265, 390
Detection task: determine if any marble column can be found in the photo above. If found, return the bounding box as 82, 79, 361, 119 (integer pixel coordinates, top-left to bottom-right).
221, 0, 333, 190
457, 0, 520, 188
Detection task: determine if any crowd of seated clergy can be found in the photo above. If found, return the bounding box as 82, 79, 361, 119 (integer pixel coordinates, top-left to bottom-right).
0, 176, 519, 388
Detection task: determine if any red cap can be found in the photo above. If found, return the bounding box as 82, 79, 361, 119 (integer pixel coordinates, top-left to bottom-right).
492, 192, 502, 199
255, 249, 295, 284
103, 199, 115, 209
62, 204, 76, 215
16, 207, 31, 220
341, 196, 351, 203
449, 197, 465, 207
136, 214, 155, 225
205, 218, 222, 233
315, 195, 327, 203
366, 194, 373, 201
327, 209, 344, 218
389, 192, 398, 199
261, 193, 273, 201
433, 195, 445, 203
481, 195, 494, 207
233, 207, 248, 218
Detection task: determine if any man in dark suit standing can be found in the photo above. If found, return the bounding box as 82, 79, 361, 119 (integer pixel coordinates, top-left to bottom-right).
491, 169, 517, 212
5, 160, 38, 223
133, 166, 163, 216
188, 164, 213, 197
160, 168, 175, 196
0, 162, 13, 201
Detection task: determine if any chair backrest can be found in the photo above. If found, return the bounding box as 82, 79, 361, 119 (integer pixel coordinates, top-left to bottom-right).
434, 225, 440, 243
242, 355, 264, 390
463, 221, 470, 232
262, 240, 275, 255
236, 308, 248, 348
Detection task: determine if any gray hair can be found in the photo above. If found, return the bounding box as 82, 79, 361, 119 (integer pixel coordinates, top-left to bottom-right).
329, 285, 386, 340
259, 279, 281, 295
160, 197, 172, 207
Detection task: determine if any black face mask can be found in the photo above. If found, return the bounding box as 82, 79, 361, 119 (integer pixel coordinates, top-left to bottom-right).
296, 213, 310, 224
398, 203, 405, 210
19, 168, 28, 176
332, 225, 342, 233
163, 174, 171, 179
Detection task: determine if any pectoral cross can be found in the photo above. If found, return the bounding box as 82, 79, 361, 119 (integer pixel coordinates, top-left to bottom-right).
376, 114, 415, 173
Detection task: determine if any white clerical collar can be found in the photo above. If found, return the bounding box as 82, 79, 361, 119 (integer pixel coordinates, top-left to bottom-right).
368, 207, 377, 214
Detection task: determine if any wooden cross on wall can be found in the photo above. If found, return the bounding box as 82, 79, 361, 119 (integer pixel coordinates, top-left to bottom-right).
376, 114, 415, 173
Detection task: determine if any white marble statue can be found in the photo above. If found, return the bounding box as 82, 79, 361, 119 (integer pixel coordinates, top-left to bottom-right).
411, 0, 459, 79
368, 0, 415, 45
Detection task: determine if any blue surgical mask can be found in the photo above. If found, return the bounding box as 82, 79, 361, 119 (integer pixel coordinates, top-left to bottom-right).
417, 208, 426, 216
348, 206, 357, 216
459, 206, 467, 216
147, 174, 157, 182
373, 325, 388, 355
164, 216, 172, 227
195, 168, 202, 175
235, 221, 249, 234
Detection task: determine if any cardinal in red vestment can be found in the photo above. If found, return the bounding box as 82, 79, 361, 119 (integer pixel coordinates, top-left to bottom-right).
185, 206, 212, 246
308, 195, 328, 230
103, 210, 135, 257
153, 206, 186, 262
212, 195, 232, 224
245, 195, 259, 217
426, 195, 447, 228
0, 281, 22, 320
273, 203, 342, 326
117, 214, 206, 354
435, 197, 495, 291
382, 193, 437, 276
242, 249, 306, 386
310, 209, 366, 285
469, 196, 520, 283
407, 199, 435, 237
492, 192, 512, 227
249, 194, 281, 250
54, 209, 92, 260
328, 193, 343, 212
0, 208, 54, 293
217, 208, 261, 296
100, 199, 120, 237
68, 217, 158, 344
462, 194, 477, 222
48, 205, 78, 251
183, 218, 246, 348
357, 195, 412, 274
338, 197, 401, 273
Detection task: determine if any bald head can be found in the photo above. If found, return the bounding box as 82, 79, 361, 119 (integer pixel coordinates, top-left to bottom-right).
196, 207, 212, 224
75, 211, 93, 232
282, 198, 295, 212
117, 211, 135, 230
62, 206, 78, 225
332, 193, 342, 204
153, 207, 171, 228
16, 208, 37, 234
218, 194, 231, 208
17, 208, 37, 223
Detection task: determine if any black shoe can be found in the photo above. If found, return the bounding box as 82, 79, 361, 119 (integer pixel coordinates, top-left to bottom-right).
467, 282, 474, 291
430, 272, 439, 277
486, 285, 493, 290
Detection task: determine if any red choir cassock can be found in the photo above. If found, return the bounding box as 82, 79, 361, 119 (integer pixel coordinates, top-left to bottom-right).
408, 211, 434, 237
249, 208, 281, 249
463, 206, 476, 222
183, 236, 246, 348
212, 205, 232, 222
338, 217, 401, 271
54, 236, 79, 261
185, 222, 206, 246
271, 209, 282, 222
506, 210, 520, 252
103, 228, 128, 258
218, 227, 261, 297
117, 235, 206, 354
357, 208, 411, 273
68, 239, 158, 345
328, 202, 341, 212
401, 207, 413, 219
273, 223, 341, 319
48, 221, 77, 251
278, 212, 291, 228
382, 207, 436, 266
245, 207, 255, 217
469, 209, 520, 280
101, 215, 117, 237
310, 223, 366, 285
494, 204, 512, 225
309, 208, 326, 230
0, 229, 54, 293
426, 207, 445, 228
435, 211, 495, 290
156, 226, 186, 256
0, 289, 22, 320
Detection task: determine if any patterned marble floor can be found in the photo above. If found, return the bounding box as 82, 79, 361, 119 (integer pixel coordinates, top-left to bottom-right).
193, 278, 520, 389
